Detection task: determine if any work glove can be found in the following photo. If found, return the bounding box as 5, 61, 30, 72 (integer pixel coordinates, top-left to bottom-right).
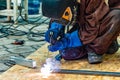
48, 30, 83, 52
45, 22, 64, 44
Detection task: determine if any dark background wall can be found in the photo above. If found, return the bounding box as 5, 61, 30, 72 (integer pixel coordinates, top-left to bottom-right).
0, 0, 6, 10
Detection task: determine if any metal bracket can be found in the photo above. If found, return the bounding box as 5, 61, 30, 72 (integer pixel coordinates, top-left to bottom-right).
53, 69, 120, 77
10, 56, 36, 68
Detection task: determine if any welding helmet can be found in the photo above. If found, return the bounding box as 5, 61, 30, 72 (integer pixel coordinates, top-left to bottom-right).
42, 0, 77, 25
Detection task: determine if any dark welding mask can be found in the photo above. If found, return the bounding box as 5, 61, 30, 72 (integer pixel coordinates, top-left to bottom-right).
42, 0, 77, 25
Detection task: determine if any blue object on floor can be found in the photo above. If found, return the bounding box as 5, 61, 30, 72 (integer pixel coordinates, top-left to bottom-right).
28, 0, 41, 15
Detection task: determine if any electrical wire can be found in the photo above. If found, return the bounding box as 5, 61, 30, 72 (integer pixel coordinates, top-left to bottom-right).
0, 1, 50, 42
0, 20, 48, 41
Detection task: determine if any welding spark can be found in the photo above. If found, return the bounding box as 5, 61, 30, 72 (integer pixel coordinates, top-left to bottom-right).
40, 58, 61, 78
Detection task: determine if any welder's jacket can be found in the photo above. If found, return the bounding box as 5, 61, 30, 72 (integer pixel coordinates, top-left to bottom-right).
77, 0, 109, 44
59, 0, 120, 60
75, 0, 120, 54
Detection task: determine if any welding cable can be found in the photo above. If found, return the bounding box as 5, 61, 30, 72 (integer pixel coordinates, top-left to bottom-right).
18, 54, 25, 58
28, 18, 49, 32
0, 23, 26, 36
15, 0, 29, 22
0, 27, 27, 36
0, 14, 49, 42
15, 16, 49, 29
53, 69, 120, 77
27, 32, 45, 42
27, 19, 49, 42
26, 16, 44, 24
0, 28, 9, 38
19, 1, 26, 22
7, 28, 27, 36
0, 33, 8, 38
0, 23, 46, 42
28, 17, 50, 25
27, 31, 45, 42
0, 70, 6, 72
0, 25, 9, 38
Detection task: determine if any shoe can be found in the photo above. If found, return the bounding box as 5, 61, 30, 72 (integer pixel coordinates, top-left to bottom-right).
88, 52, 103, 64
106, 39, 119, 54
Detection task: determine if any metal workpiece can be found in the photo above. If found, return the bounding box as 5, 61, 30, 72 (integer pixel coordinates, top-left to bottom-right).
10, 56, 36, 68
52, 69, 120, 77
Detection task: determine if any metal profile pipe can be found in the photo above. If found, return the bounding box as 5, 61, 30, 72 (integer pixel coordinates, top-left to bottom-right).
52, 69, 120, 77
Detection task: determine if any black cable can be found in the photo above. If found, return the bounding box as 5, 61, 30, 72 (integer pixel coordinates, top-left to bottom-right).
0, 70, 6, 72
0, 1, 49, 42
0, 20, 47, 42
0, 25, 9, 38
0, 26, 27, 36
27, 18, 49, 42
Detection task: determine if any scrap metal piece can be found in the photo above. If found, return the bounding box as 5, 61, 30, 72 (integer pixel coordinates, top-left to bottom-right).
10, 56, 36, 68
53, 69, 120, 77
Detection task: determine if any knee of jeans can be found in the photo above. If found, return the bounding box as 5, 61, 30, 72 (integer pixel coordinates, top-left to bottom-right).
59, 47, 87, 60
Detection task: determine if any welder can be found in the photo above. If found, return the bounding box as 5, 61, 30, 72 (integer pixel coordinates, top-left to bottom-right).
42, 0, 120, 64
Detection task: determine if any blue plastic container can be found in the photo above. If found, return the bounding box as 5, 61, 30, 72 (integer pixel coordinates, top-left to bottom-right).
28, 0, 41, 15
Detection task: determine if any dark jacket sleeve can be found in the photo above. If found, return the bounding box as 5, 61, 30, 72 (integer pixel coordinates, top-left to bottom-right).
78, 0, 109, 45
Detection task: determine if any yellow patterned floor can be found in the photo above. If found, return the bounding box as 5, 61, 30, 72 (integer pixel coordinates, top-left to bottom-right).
0, 37, 120, 80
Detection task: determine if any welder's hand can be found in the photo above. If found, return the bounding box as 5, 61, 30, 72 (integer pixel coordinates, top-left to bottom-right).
45, 22, 64, 44
48, 30, 83, 52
